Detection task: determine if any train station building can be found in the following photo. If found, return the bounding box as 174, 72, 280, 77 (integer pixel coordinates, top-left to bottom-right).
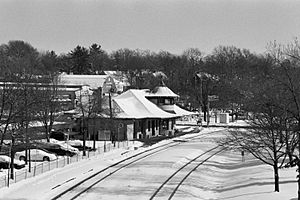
87, 81, 195, 141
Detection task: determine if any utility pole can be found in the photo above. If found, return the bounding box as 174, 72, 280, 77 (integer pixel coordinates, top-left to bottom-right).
82, 116, 86, 156
92, 87, 102, 150
109, 91, 113, 119
93, 117, 96, 150
207, 100, 210, 127
24, 84, 31, 172
80, 88, 86, 157
297, 121, 300, 200
10, 130, 15, 180
195, 73, 203, 122
109, 90, 115, 146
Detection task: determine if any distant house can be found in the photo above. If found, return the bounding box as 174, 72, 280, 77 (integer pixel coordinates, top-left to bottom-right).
102, 71, 130, 92
57, 73, 124, 114
58, 73, 121, 94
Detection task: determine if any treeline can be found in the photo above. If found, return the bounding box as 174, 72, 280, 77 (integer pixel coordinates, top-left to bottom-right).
0, 40, 271, 111
218, 40, 300, 195
1, 39, 300, 195
1, 40, 300, 113
53, 39, 300, 196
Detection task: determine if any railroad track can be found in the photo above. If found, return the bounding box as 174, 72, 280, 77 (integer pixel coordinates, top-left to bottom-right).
50, 128, 226, 200
149, 145, 226, 200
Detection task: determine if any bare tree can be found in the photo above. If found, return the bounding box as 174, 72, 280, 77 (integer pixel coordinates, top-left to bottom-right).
0, 81, 15, 151
35, 76, 61, 142
220, 93, 290, 192
266, 39, 300, 199
76, 86, 102, 155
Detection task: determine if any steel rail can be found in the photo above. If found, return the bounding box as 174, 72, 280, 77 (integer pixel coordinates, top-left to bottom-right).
51, 128, 225, 200
149, 145, 223, 200
168, 147, 226, 199
51, 142, 178, 200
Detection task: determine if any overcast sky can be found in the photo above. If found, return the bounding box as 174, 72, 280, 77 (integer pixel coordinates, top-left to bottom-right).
0, 0, 299, 55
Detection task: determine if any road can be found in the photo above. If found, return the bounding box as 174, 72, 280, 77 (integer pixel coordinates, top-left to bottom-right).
54, 128, 227, 200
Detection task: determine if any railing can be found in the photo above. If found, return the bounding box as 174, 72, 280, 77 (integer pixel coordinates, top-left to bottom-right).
0, 140, 133, 189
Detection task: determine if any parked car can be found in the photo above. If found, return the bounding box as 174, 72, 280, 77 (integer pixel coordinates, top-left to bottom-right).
50, 131, 69, 141
0, 144, 10, 155
66, 140, 93, 151
34, 141, 79, 157
0, 155, 26, 169
15, 148, 57, 162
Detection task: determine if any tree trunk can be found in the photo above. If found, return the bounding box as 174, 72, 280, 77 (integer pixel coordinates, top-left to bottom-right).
0, 131, 6, 151
285, 130, 293, 163
273, 164, 280, 192
93, 117, 96, 150
298, 159, 300, 200
203, 104, 207, 122
0, 123, 10, 151
82, 118, 86, 156
10, 136, 15, 180
298, 127, 300, 200
48, 112, 55, 142
44, 123, 50, 142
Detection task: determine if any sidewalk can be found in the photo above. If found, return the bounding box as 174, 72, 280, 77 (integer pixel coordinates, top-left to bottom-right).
0, 141, 144, 200
0, 141, 136, 192
176, 119, 250, 128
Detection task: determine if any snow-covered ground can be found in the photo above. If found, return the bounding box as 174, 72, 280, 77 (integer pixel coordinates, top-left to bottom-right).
0, 126, 298, 200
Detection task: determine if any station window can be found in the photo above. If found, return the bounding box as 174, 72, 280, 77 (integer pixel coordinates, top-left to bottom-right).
148, 120, 151, 131
165, 99, 170, 104
158, 98, 164, 104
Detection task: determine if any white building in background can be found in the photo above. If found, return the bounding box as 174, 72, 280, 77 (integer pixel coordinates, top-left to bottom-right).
58, 72, 129, 94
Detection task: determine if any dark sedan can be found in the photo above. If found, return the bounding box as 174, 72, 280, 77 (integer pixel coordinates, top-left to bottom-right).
34, 141, 78, 157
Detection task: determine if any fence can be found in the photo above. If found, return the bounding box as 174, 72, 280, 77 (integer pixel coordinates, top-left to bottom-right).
0, 140, 133, 189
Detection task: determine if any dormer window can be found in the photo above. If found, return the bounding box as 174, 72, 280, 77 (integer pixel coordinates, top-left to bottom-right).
165, 98, 174, 105
158, 98, 164, 105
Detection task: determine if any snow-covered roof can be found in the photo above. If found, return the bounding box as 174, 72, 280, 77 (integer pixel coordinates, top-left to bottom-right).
61, 87, 82, 92
146, 86, 179, 98
103, 71, 118, 76
153, 71, 167, 78
103, 71, 130, 86
58, 74, 108, 89
113, 89, 180, 119
173, 105, 197, 116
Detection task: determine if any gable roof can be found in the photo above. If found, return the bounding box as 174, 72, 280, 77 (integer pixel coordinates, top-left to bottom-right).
146, 86, 179, 98
145, 81, 179, 98
113, 89, 180, 119
173, 105, 197, 116
58, 74, 108, 89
